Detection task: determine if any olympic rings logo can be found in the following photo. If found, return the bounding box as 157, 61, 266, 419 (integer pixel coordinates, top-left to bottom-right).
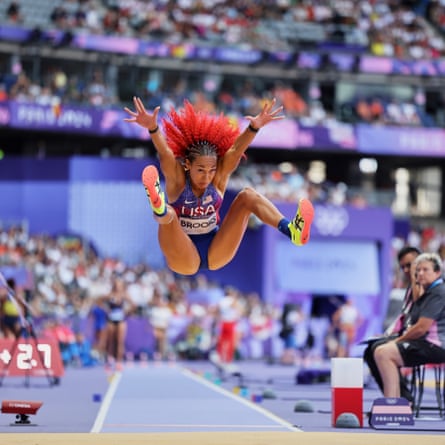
314, 206, 349, 236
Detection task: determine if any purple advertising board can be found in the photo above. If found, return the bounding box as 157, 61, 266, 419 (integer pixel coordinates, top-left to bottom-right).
359, 55, 441, 77
295, 122, 356, 150
264, 203, 392, 350
0, 24, 31, 41
74, 34, 140, 54
0, 101, 356, 150
4, 101, 150, 139
357, 124, 445, 157
328, 53, 356, 72
237, 119, 356, 151
208, 201, 393, 351
3, 100, 445, 157
359, 55, 393, 74
4, 101, 445, 158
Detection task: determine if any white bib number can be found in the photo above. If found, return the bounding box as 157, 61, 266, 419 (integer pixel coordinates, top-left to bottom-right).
179, 215, 217, 235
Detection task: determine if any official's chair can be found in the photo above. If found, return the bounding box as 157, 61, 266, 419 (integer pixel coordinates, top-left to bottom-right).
409, 364, 445, 418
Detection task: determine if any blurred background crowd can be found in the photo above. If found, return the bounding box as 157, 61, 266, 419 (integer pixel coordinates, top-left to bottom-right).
2, 0, 445, 371
1, 219, 444, 369
1, 0, 445, 128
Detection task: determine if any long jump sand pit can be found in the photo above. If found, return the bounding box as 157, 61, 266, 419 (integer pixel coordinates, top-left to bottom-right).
2, 431, 445, 445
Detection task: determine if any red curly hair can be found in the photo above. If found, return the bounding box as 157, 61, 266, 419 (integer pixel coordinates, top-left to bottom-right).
162, 100, 240, 160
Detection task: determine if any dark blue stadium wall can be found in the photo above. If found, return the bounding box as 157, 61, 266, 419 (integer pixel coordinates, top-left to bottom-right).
0, 157, 70, 234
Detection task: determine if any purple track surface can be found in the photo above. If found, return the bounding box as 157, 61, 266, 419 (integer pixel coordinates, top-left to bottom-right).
0, 360, 444, 435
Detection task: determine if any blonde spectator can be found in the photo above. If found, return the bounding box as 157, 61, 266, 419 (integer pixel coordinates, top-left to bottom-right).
148, 289, 173, 360
331, 298, 362, 357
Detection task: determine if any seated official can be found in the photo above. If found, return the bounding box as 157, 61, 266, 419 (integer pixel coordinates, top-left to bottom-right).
363, 246, 421, 401
373, 252, 445, 399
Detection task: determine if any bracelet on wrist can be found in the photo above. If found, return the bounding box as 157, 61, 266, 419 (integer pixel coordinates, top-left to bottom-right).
149, 126, 159, 134
248, 124, 259, 133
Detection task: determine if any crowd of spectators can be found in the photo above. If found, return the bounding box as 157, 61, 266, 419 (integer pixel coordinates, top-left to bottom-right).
228, 160, 370, 208
0, 60, 436, 128
426, 0, 445, 37
351, 95, 430, 126
5, 1, 445, 59
1, 2, 443, 128
2, 66, 117, 109
1, 207, 445, 369
0, 224, 283, 367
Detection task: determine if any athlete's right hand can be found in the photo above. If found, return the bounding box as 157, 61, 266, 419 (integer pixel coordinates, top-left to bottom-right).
124, 97, 160, 131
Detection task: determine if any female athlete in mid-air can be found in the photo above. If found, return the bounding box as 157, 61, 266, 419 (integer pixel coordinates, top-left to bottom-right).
124, 97, 314, 276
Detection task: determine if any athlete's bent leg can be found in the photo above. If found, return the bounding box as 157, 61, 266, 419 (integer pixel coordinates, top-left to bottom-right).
142, 166, 201, 274
156, 216, 202, 274
208, 187, 313, 270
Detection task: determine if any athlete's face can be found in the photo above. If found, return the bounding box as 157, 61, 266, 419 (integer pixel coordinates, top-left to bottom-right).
187, 156, 217, 192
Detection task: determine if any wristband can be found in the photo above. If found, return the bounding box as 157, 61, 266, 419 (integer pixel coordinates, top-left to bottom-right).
149, 126, 159, 134
248, 124, 259, 133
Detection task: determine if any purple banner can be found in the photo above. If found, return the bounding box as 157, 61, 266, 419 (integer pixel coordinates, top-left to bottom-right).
0, 24, 31, 41
248, 119, 298, 149
0, 102, 10, 125
8, 101, 98, 132
359, 54, 442, 77
4, 100, 445, 157
1, 101, 353, 150
359, 55, 393, 74
3, 101, 149, 139
296, 123, 356, 150
73, 33, 264, 63
357, 124, 445, 156
138, 40, 171, 58
213, 46, 263, 64
297, 52, 322, 69
243, 119, 356, 150
74, 34, 140, 55
242, 120, 355, 150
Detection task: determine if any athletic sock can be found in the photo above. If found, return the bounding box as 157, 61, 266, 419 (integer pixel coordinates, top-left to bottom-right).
278, 218, 291, 239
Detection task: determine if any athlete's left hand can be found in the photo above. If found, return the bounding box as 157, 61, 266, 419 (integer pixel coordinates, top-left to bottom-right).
246, 98, 285, 130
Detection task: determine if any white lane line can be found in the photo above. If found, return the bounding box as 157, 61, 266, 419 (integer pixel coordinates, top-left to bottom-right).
104, 423, 289, 429
90, 371, 122, 433
181, 367, 301, 432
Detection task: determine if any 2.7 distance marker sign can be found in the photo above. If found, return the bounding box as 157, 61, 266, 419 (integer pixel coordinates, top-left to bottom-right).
0, 337, 64, 378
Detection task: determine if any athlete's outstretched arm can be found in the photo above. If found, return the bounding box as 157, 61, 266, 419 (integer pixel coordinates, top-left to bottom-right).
124, 97, 182, 183
215, 98, 284, 191
222, 98, 283, 172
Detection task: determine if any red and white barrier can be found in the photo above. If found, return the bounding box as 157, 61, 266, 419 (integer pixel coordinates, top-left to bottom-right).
331, 357, 363, 427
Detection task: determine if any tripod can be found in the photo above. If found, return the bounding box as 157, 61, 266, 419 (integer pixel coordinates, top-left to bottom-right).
0, 274, 58, 387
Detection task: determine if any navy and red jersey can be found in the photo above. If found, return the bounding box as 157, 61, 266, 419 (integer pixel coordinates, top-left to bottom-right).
170, 179, 222, 235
